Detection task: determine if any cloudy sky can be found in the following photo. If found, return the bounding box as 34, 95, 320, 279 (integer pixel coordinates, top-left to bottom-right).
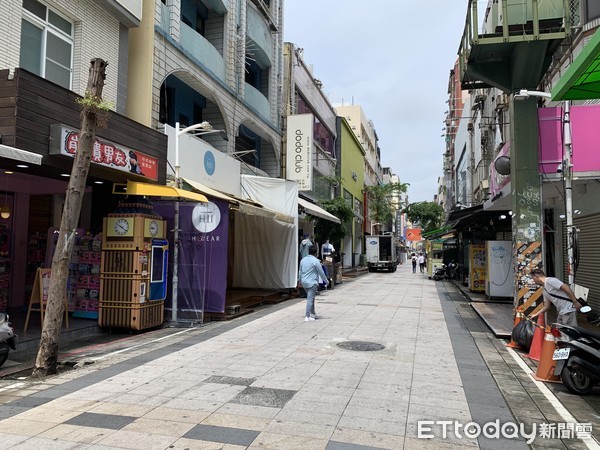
283, 1, 470, 203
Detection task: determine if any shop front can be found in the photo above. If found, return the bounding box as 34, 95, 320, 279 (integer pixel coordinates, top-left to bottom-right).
0, 68, 168, 333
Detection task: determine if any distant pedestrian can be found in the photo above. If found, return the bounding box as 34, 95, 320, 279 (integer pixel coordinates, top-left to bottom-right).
298, 245, 328, 321
411, 253, 417, 273
321, 239, 335, 258
528, 269, 582, 327
299, 234, 312, 259
418, 253, 426, 273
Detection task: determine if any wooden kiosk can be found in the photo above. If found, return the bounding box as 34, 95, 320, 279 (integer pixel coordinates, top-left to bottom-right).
99, 198, 168, 330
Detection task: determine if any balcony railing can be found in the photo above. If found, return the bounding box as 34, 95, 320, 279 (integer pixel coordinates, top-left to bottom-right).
180, 22, 225, 81
244, 83, 271, 121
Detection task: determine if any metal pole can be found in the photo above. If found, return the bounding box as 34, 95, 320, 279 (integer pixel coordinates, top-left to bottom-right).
172, 121, 180, 324
563, 101, 575, 288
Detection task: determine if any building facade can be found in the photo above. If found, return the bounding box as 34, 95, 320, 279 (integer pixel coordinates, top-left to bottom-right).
126, 0, 284, 178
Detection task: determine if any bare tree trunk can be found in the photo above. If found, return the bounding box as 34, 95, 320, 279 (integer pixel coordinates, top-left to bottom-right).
32, 58, 107, 377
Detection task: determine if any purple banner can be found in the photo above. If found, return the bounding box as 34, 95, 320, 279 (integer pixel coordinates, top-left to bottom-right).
155, 198, 229, 316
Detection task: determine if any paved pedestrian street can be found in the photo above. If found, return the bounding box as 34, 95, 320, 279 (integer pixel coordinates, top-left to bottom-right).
0, 264, 597, 449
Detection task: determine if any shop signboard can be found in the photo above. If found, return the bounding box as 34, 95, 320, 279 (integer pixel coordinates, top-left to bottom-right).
164, 124, 242, 197
285, 114, 313, 191
49, 124, 158, 181
405, 228, 422, 242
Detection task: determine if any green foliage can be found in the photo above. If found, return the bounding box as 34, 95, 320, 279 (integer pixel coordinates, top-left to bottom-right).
318, 175, 344, 187
308, 197, 354, 249
404, 201, 445, 234
76, 91, 113, 111
364, 182, 409, 227
77, 91, 113, 128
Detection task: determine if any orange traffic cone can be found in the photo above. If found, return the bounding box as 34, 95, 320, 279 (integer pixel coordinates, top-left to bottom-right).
506, 307, 524, 348
533, 327, 561, 383
525, 314, 545, 361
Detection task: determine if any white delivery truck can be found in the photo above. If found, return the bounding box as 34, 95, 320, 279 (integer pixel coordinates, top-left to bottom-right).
366, 235, 398, 272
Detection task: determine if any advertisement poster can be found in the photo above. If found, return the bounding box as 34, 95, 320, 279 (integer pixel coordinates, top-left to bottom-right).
469, 244, 486, 292
156, 198, 229, 317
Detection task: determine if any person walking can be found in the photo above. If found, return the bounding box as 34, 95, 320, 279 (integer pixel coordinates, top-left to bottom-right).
298, 245, 328, 321
418, 252, 426, 274
411, 253, 417, 274
528, 269, 582, 326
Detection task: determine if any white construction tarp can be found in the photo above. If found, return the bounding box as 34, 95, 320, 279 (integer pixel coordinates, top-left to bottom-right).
233, 175, 298, 289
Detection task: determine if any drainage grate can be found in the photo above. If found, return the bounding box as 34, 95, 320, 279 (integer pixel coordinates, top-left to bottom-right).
336, 341, 385, 352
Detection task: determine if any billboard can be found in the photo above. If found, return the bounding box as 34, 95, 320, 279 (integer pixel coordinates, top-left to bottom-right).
285, 114, 313, 191
405, 228, 422, 241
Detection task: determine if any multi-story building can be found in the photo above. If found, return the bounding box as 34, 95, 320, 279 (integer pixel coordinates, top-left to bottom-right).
127, 0, 284, 177
335, 104, 382, 237
0, 0, 169, 319
337, 117, 365, 267
282, 42, 339, 237
447, 1, 600, 314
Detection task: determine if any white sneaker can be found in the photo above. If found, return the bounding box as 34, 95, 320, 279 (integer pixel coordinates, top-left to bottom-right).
305, 316, 315, 321
309, 315, 317, 320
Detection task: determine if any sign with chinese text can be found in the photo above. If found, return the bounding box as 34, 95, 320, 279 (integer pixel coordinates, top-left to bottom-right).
50, 124, 158, 181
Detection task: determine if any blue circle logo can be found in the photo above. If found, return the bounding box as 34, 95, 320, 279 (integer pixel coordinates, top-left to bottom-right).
204, 151, 215, 176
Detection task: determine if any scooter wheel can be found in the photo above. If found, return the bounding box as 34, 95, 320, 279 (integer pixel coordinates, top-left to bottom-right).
561, 365, 593, 395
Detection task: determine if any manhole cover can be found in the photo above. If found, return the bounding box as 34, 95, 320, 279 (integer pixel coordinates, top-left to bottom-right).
336, 341, 385, 352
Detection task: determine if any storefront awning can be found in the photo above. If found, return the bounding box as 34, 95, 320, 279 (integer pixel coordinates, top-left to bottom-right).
0, 144, 42, 165
298, 197, 341, 224
182, 178, 237, 203
552, 28, 600, 101
126, 181, 207, 202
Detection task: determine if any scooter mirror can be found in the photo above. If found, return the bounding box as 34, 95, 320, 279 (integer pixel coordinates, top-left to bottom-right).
577, 298, 592, 314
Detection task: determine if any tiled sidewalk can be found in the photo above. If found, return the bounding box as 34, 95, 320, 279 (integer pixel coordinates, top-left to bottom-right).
0, 266, 522, 449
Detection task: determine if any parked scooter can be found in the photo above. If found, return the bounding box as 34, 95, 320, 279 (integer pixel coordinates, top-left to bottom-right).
432, 264, 446, 281
446, 261, 459, 280
552, 323, 600, 395
0, 314, 16, 368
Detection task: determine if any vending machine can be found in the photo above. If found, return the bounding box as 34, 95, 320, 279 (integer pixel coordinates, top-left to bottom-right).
485, 240, 512, 298
99, 198, 168, 330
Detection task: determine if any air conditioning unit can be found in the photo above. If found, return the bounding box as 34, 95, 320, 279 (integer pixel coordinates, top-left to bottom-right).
480, 179, 489, 190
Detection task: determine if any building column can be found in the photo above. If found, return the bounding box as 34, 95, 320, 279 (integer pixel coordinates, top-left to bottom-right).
509, 96, 543, 314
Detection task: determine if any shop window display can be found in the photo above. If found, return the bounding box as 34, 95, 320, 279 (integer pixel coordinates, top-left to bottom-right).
44, 228, 102, 319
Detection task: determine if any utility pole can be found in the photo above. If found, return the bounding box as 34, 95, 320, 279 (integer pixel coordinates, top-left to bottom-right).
563, 100, 575, 287
32, 58, 108, 377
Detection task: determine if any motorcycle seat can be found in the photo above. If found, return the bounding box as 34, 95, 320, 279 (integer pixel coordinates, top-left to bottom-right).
571, 326, 600, 343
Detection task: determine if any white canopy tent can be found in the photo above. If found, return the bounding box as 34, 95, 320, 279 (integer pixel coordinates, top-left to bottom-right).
233, 175, 298, 289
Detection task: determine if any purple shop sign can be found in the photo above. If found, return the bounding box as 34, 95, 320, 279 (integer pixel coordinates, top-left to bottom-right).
155, 198, 228, 317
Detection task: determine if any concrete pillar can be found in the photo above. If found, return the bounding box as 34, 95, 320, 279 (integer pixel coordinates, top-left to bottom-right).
509, 96, 543, 315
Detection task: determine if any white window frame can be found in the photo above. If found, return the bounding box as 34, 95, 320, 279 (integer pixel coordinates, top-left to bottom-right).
21, 1, 74, 90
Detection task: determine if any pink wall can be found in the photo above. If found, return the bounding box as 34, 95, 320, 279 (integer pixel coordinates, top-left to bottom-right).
539, 106, 600, 174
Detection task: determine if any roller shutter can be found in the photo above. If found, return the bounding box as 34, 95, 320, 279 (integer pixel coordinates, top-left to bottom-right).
562, 212, 600, 311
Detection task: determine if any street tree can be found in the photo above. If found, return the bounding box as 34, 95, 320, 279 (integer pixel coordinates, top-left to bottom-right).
404, 201, 445, 234
364, 182, 409, 230
32, 58, 109, 377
